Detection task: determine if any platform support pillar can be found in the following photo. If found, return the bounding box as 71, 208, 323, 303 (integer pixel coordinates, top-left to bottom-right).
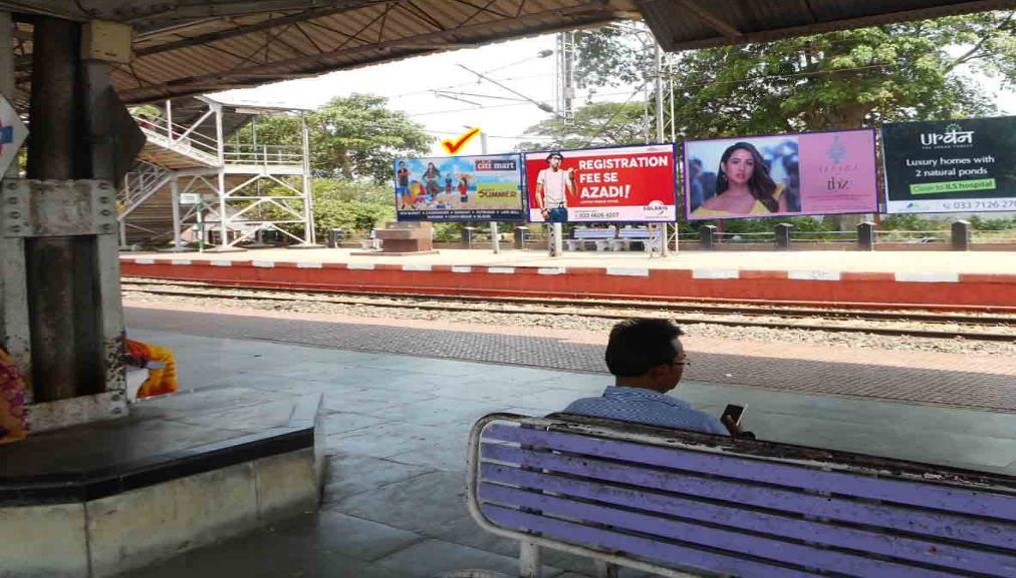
171, 178, 183, 250
857, 221, 876, 251
951, 220, 970, 251
0, 10, 31, 394
13, 17, 129, 425
552, 222, 563, 257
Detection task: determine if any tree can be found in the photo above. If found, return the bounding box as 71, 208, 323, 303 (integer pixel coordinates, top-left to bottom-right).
515, 102, 651, 150
235, 94, 432, 183
574, 12, 1016, 137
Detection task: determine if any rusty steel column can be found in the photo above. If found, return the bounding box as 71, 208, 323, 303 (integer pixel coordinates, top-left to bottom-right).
25, 18, 103, 401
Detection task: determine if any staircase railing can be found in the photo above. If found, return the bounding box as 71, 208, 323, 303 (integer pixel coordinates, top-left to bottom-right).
118, 161, 172, 220
133, 111, 221, 165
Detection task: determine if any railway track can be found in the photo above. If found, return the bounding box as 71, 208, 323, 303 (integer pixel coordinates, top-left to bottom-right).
122, 277, 1016, 343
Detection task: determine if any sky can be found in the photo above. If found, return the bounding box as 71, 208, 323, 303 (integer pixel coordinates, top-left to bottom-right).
214, 34, 577, 156
213, 29, 1016, 157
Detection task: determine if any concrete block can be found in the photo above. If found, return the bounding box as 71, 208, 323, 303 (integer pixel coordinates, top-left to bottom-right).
254, 447, 319, 520
0, 503, 89, 577
86, 462, 259, 577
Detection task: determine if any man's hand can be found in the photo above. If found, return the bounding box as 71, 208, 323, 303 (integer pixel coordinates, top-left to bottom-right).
721, 414, 742, 436
722, 415, 756, 439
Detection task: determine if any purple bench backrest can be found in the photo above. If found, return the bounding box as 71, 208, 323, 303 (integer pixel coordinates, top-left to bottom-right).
468, 414, 1016, 578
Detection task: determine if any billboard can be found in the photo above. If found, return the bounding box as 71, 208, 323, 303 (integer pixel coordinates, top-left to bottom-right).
684, 129, 878, 220
523, 144, 677, 223
883, 116, 1016, 214
394, 154, 525, 222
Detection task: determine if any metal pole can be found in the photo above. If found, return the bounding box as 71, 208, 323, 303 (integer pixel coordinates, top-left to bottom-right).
481, 132, 499, 254
212, 103, 229, 248
166, 98, 172, 140
171, 178, 182, 249
655, 42, 670, 257
300, 114, 316, 245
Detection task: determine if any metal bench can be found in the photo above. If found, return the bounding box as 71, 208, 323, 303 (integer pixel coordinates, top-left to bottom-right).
467, 413, 1016, 578
568, 227, 616, 252
612, 227, 660, 252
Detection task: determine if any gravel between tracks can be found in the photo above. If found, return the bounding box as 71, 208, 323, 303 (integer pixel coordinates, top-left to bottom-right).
123, 289, 1016, 357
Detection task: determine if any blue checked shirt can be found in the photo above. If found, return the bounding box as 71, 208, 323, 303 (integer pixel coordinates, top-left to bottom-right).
563, 386, 727, 435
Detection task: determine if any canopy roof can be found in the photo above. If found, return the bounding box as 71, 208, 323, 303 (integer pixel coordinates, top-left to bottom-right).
0, 0, 1008, 105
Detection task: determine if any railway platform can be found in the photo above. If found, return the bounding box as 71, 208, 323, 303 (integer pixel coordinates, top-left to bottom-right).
120, 247, 1016, 310
113, 306, 1016, 577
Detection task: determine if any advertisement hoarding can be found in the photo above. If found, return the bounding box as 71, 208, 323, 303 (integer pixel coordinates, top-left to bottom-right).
394, 154, 525, 222
883, 116, 1016, 214
684, 129, 878, 220
523, 144, 677, 223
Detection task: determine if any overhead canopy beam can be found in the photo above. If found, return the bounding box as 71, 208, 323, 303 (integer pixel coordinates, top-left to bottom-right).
676, 0, 742, 39
133, 5, 374, 56
653, 0, 1016, 51
118, 1, 622, 102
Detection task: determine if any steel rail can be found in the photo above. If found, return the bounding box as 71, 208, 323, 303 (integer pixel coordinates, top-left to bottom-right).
121, 280, 1016, 343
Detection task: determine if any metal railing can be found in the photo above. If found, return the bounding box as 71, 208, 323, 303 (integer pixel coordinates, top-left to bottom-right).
222, 144, 304, 166
133, 113, 221, 160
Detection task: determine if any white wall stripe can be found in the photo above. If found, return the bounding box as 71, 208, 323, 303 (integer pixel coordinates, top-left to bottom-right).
211, 260, 232, 267
895, 272, 960, 283
134, 258, 155, 265
788, 270, 841, 281
297, 262, 323, 269
487, 267, 516, 274
252, 261, 275, 268
402, 264, 433, 272
692, 269, 739, 280
451, 266, 472, 273
170, 259, 192, 266
347, 263, 375, 270
537, 267, 566, 275
606, 267, 649, 277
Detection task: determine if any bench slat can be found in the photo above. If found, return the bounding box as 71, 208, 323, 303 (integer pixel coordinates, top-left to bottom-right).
480, 464, 1016, 575
482, 503, 821, 578
480, 483, 970, 578
480, 442, 1016, 551
483, 424, 1016, 521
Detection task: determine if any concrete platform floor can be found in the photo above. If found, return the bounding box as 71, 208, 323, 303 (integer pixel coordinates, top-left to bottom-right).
115, 326, 1016, 578
125, 246, 1016, 274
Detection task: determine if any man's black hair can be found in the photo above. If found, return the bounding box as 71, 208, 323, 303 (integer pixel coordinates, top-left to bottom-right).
546, 152, 564, 161
605, 318, 684, 377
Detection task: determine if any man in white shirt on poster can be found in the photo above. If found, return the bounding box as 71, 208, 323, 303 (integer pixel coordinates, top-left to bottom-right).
535, 152, 574, 223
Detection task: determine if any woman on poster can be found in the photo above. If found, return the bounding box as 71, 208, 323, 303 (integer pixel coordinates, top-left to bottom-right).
691, 142, 789, 218
423, 162, 441, 199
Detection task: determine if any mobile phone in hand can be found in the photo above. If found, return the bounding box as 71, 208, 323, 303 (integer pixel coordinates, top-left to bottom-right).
720, 404, 745, 434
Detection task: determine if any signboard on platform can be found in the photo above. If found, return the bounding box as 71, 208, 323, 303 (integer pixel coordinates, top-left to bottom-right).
0, 95, 27, 176
179, 193, 201, 205
684, 129, 878, 220
523, 144, 677, 223
882, 116, 1016, 214
394, 154, 525, 222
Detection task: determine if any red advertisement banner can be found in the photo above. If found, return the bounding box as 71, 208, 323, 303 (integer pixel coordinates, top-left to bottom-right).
524, 144, 677, 223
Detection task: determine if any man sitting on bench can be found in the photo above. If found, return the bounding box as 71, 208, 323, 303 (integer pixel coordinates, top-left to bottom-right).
561, 318, 745, 436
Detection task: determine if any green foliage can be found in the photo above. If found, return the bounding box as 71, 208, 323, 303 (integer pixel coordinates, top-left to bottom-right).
574, 12, 1015, 136
516, 102, 650, 150
878, 214, 948, 231
234, 94, 432, 183
310, 178, 395, 234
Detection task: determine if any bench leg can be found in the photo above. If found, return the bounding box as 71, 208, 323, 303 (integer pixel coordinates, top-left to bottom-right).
593, 560, 619, 578
519, 540, 541, 578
